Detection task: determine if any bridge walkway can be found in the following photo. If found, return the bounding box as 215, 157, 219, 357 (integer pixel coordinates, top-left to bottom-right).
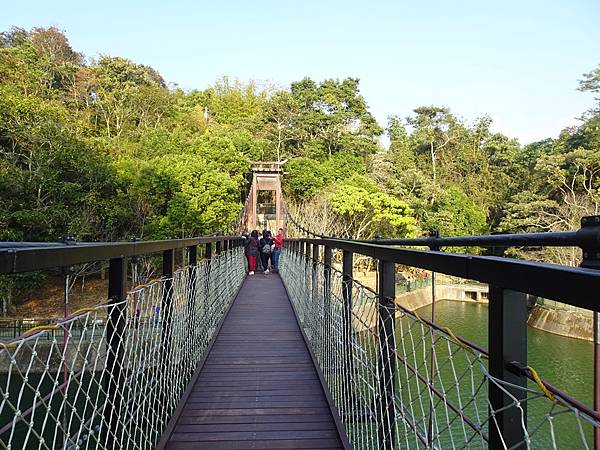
157, 274, 347, 449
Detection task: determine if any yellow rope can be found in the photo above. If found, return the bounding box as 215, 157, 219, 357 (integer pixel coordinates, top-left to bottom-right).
131, 278, 162, 291
412, 309, 489, 360
412, 311, 553, 403
72, 307, 99, 316
528, 366, 555, 400
412, 310, 428, 326
444, 326, 469, 350
26, 325, 62, 334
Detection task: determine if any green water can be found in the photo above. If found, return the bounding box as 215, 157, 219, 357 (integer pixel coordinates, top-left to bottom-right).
410, 300, 594, 449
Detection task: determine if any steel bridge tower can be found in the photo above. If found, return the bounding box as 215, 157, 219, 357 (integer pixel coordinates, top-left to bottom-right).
242, 161, 285, 232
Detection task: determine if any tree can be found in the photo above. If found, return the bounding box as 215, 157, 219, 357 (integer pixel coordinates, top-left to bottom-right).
406, 106, 459, 189
289, 77, 383, 158
283, 157, 330, 200
0, 27, 29, 48
262, 91, 302, 161
328, 175, 417, 239
0, 86, 126, 241
578, 63, 600, 106
83, 56, 170, 137
425, 186, 488, 238
30, 26, 83, 65
203, 77, 267, 131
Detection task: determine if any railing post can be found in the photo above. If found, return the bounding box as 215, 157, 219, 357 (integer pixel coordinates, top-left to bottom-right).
203, 242, 212, 344
488, 287, 527, 449
427, 230, 440, 445
216, 240, 222, 255
377, 259, 396, 450
342, 250, 354, 406
187, 245, 197, 365
312, 243, 320, 303
105, 257, 127, 446
305, 241, 312, 300
579, 215, 600, 450
162, 249, 174, 356
323, 245, 332, 309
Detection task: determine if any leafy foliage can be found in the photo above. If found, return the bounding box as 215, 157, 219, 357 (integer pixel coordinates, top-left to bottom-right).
1, 25, 599, 269
329, 175, 417, 239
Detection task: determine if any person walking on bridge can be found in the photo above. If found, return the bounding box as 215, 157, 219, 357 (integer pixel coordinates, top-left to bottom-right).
244, 230, 259, 275
259, 230, 274, 274
271, 228, 285, 273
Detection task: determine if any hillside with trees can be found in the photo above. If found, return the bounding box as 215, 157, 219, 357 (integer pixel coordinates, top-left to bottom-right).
1, 25, 599, 266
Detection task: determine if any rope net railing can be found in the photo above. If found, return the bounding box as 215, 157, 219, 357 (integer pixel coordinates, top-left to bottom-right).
0, 246, 245, 450
280, 247, 600, 449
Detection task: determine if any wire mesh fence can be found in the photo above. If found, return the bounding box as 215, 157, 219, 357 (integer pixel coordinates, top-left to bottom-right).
0, 246, 245, 450
280, 247, 600, 449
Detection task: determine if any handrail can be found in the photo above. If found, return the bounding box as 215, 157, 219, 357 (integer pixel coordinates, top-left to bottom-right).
0, 235, 243, 274
361, 226, 599, 249
285, 200, 600, 251
289, 236, 600, 311
285, 233, 600, 449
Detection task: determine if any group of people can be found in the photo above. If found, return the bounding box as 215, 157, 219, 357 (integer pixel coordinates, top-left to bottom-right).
243, 228, 285, 275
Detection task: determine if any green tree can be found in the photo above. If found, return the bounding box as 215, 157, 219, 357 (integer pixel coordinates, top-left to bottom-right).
425, 186, 488, 238
283, 157, 330, 200
329, 175, 417, 239
289, 77, 383, 158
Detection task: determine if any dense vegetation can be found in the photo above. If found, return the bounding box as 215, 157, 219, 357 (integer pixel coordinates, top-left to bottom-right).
1, 26, 599, 266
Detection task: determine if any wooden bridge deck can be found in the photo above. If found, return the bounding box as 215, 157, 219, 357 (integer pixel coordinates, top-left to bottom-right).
158, 274, 346, 449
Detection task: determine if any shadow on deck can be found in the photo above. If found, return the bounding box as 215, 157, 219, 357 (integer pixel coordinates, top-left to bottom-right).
157, 274, 347, 449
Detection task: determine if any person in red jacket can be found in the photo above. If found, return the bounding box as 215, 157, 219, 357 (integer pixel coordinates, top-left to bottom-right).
272, 228, 285, 273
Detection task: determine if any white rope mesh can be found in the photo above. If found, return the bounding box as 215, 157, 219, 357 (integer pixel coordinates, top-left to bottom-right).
0, 247, 245, 450
280, 247, 600, 449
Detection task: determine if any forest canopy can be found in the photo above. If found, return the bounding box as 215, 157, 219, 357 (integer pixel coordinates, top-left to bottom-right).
1, 26, 599, 268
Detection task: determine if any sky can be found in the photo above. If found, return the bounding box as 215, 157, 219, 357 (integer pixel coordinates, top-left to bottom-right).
2, 0, 600, 145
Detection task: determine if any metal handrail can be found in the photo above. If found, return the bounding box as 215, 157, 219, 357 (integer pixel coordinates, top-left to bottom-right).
289, 236, 600, 311
283, 199, 600, 251
0, 235, 244, 274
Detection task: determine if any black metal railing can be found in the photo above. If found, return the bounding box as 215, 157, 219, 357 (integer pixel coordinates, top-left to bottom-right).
280, 216, 600, 450
0, 235, 245, 449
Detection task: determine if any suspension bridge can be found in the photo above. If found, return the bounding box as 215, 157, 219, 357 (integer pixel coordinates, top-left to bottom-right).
1, 163, 600, 449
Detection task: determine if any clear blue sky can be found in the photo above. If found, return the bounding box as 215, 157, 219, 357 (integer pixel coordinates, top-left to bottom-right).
3, 0, 599, 144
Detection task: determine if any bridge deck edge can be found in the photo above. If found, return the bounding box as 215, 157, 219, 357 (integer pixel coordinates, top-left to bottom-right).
155, 277, 246, 449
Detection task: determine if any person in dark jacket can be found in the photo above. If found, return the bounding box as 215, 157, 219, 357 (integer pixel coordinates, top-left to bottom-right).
259, 229, 274, 274
244, 230, 260, 275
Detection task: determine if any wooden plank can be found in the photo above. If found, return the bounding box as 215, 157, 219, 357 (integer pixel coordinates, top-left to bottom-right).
177, 414, 335, 425
189, 380, 323, 389
183, 401, 328, 410
166, 439, 342, 449
195, 374, 319, 381
188, 392, 326, 399
169, 430, 340, 441
179, 407, 333, 417
173, 422, 336, 433
161, 275, 345, 449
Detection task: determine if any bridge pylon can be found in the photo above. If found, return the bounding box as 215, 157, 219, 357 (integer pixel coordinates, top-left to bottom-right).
242, 161, 286, 233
